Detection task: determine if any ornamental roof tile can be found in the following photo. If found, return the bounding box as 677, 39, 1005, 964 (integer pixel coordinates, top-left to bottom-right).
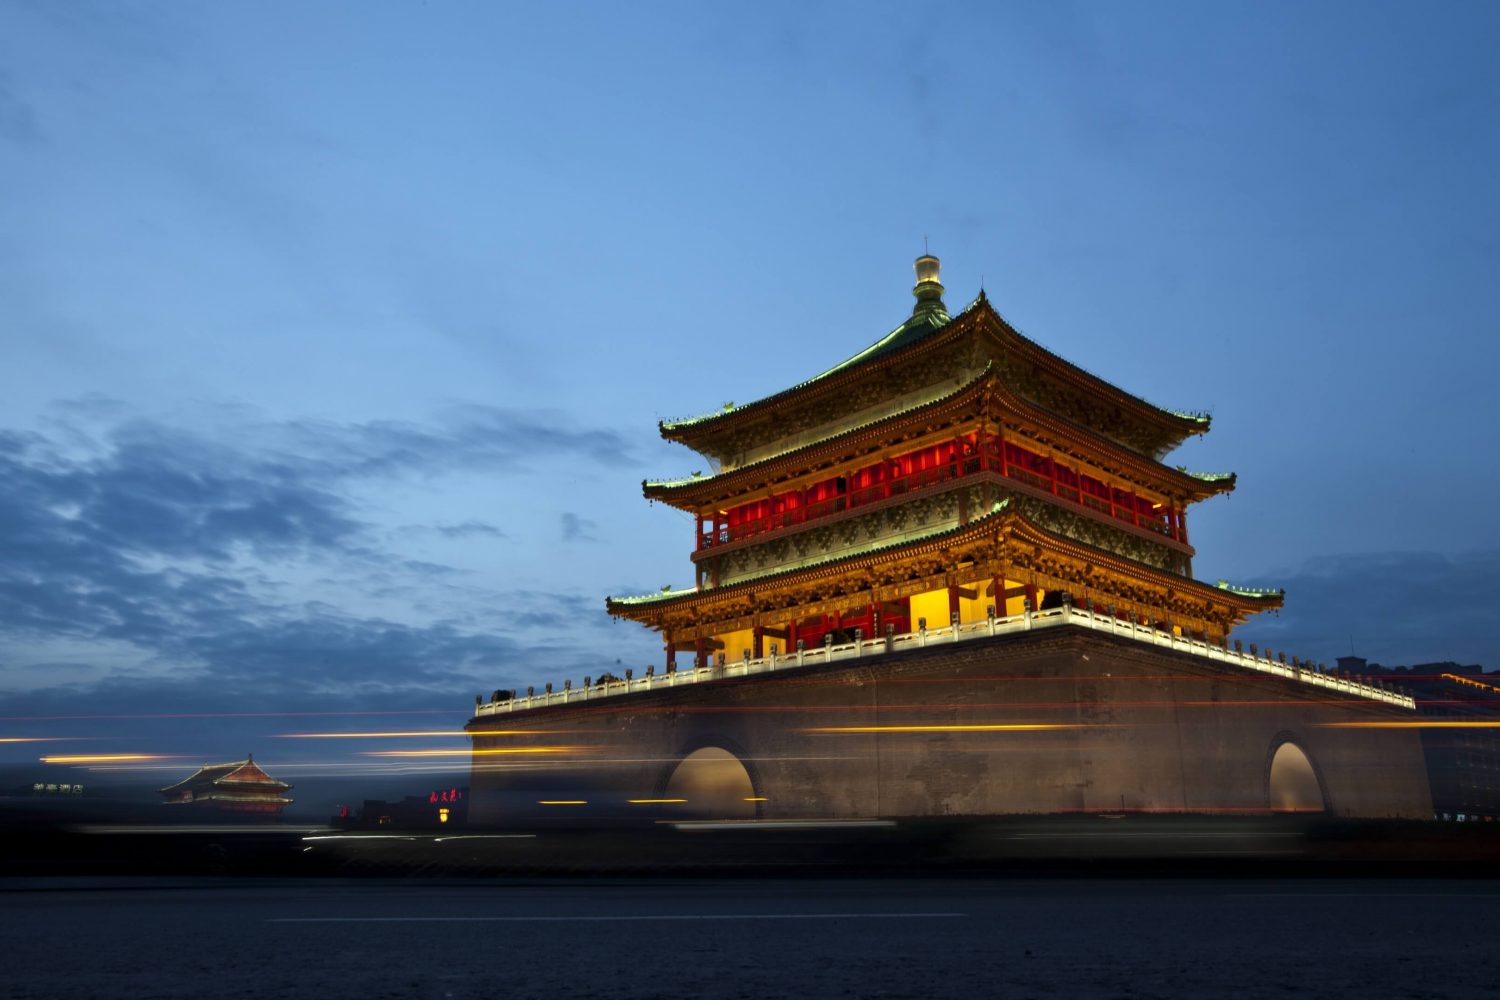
659, 291, 1212, 463
1213, 580, 1286, 599
659, 301, 960, 432
159, 757, 292, 796
608, 500, 1013, 609
644, 366, 994, 493
607, 501, 1282, 620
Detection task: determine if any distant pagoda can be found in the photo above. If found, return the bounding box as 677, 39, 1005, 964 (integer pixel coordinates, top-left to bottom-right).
608, 255, 1282, 666
160, 755, 292, 817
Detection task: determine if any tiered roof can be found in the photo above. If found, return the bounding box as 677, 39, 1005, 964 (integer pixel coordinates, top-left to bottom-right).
608, 499, 1280, 625
160, 756, 293, 809
610, 257, 1281, 640
645, 366, 1234, 511
660, 292, 1211, 466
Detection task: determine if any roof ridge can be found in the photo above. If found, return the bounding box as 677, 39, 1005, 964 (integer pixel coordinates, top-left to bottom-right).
645, 363, 999, 491
607, 500, 1012, 607
660, 298, 981, 432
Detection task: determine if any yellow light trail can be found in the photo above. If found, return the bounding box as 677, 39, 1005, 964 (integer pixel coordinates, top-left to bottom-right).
538, 800, 587, 805
745, 797, 768, 802
277, 730, 575, 738
361, 747, 584, 758
1320, 721, 1500, 729
1, 737, 58, 743
40, 753, 177, 764
627, 798, 687, 804
803, 724, 1083, 734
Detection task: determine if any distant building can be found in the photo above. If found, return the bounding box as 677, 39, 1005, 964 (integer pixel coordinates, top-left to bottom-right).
159, 756, 292, 818
1340, 658, 1500, 821
335, 786, 468, 829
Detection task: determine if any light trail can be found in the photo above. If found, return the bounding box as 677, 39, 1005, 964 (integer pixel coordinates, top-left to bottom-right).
1319, 721, 1500, 729
361, 746, 586, 758
803, 724, 1084, 734
277, 729, 589, 738
1, 709, 457, 722
40, 753, 178, 764
627, 798, 688, 804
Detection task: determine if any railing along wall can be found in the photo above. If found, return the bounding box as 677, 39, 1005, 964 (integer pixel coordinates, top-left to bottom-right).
473, 606, 1415, 717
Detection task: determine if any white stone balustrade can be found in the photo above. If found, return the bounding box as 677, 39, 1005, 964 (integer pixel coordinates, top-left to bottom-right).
473, 606, 1415, 717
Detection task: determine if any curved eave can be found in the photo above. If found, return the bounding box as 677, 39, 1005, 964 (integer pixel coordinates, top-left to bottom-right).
606, 501, 1280, 623
659, 304, 963, 440
973, 303, 1211, 449
1182, 471, 1237, 496
607, 500, 1015, 616
645, 366, 995, 506
645, 369, 1233, 510
215, 779, 293, 792
657, 300, 984, 452
658, 293, 1212, 469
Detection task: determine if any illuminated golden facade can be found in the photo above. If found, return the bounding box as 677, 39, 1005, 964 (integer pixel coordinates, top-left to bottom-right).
608, 256, 1282, 666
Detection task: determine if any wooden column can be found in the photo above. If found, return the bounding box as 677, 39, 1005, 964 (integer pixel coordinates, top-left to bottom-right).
753, 625, 764, 659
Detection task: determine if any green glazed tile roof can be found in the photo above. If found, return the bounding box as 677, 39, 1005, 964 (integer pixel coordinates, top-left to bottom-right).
608, 500, 1013, 608
659, 300, 963, 432
644, 365, 995, 492
1214, 580, 1285, 599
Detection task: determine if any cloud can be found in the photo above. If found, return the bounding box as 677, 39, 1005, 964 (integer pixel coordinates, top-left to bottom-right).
560, 512, 599, 542
434, 520, 505, 540
1237, 550, 1500, 669
0, 401, 644, 711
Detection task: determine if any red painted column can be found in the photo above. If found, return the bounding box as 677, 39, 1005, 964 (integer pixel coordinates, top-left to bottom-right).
1179, 509, 1189, 546
665, 635, 676, 672
948, 585, 961, 623
753, 625, 763, 659
694, 637, 707, 669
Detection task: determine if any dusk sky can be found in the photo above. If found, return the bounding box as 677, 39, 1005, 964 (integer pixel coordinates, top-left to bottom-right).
2, 2, 1497, 792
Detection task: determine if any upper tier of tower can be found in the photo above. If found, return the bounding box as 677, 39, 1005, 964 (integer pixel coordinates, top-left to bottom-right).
659, 256, 1211, 472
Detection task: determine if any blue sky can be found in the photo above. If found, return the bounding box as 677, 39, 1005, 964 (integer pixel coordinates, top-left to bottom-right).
2, 2, 1497, 785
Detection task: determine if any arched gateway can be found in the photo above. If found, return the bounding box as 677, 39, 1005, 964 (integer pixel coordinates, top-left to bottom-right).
663, 747, 757, 819
1268, 740, 1328, 813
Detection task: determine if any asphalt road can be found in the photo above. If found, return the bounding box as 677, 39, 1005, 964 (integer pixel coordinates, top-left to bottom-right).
3, 877, 1498, 999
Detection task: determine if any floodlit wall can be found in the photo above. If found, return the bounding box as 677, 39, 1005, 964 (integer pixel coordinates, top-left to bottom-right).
468, 627, 1432, 825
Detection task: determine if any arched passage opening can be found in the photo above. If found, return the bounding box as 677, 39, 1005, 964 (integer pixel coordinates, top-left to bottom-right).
1268, 741, 1327, 813
664, 747, 756, 819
